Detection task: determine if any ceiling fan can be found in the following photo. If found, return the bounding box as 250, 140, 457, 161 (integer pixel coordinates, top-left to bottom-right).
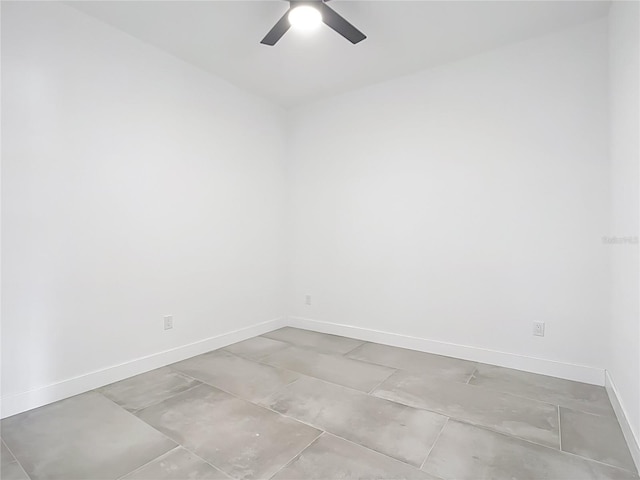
261, 0, 366, 46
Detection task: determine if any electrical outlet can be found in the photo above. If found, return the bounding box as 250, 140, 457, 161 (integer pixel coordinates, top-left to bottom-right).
533, 322, 545, 337
305, 294, 312, 306
164, 315, 173, 330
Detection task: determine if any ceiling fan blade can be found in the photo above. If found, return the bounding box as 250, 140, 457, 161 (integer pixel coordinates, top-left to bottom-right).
318, 2, 366, 44
261, 9, 292, 46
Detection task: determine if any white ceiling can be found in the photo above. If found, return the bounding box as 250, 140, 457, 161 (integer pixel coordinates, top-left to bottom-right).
69, 1, 610, 107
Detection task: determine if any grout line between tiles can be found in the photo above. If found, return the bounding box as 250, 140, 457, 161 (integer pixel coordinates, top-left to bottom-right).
261, 330, 366, 357
266, 432, 325, 480
234, 347, 411, 399
550, 402, 618, 418
455, 383, 617, 419
255, 334, 300, 353
212, 336, 488, 400
420, 417, 449, 471
367, 368, 397, 394
183, 330, 615, 419
114, 446, 182, 480
198, 350, 312, 394
166, 371, 327, 434
451, 417, 640, 476
176, 446, 237, 480
341, 341, 368, 357
98, 392, 241, 480
258, 343, 394, 373
465, 367, 477, 384
224, 347, 393, 396
5, 460, 31, 480
372, 385, 558, 450
369, 385, 637, 476
223, 346, 288, 363
15, 462, 31, 480
311, 339, 614, 419
319, 431, 444, 475
222, 349, 302, 376
558, 405, 562, 451
1, 437, 32, 480
156, 371, 438, 473
125, 381, 204, 415
388, 399, 559, 453
224, 342, 378, 385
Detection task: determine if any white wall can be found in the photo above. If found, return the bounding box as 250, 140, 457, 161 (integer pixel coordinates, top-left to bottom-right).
608, 0, 640, 453
1, 2, 287, 415
286, 20, 610, 382
1, 1, 625, 420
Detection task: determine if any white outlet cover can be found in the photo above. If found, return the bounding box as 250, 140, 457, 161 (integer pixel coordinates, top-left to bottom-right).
533, 322, 545, 336
164, 315, 173, 330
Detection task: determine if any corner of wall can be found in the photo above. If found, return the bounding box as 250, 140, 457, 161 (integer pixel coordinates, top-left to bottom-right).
605, 370, 640, 473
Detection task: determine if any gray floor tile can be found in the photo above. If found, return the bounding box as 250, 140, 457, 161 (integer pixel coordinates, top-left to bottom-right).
560, 407, 637, 473
469, 364, 614, 417
422, 420, 638, 480
98, 366, 201, 412
3, 331, 633, 480
347, 343, 476, 382
136, 383, 321, 480
1, 439, 16, 466
121, 447, 229, 480
273, 433, 438, 480
1, 391, 175, 480
373, 370, 559, 448
170, 350, 299, 403
262, 375, 447, 467
262, 327, 364, 354
1, 461, 30, 480
224, 336, 290, 360
262, 345, 395, 392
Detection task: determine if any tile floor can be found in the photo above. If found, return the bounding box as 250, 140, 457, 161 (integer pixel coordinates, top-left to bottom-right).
1, 327, 638, 480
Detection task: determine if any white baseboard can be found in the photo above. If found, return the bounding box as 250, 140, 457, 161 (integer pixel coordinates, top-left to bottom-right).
288, 316, 605, 386
0, 317, 287, 419
1, 315, 608, 419
605, 371, 640, 473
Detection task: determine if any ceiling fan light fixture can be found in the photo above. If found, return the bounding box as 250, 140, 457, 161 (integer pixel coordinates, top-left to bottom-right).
288, 5, 322, 32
